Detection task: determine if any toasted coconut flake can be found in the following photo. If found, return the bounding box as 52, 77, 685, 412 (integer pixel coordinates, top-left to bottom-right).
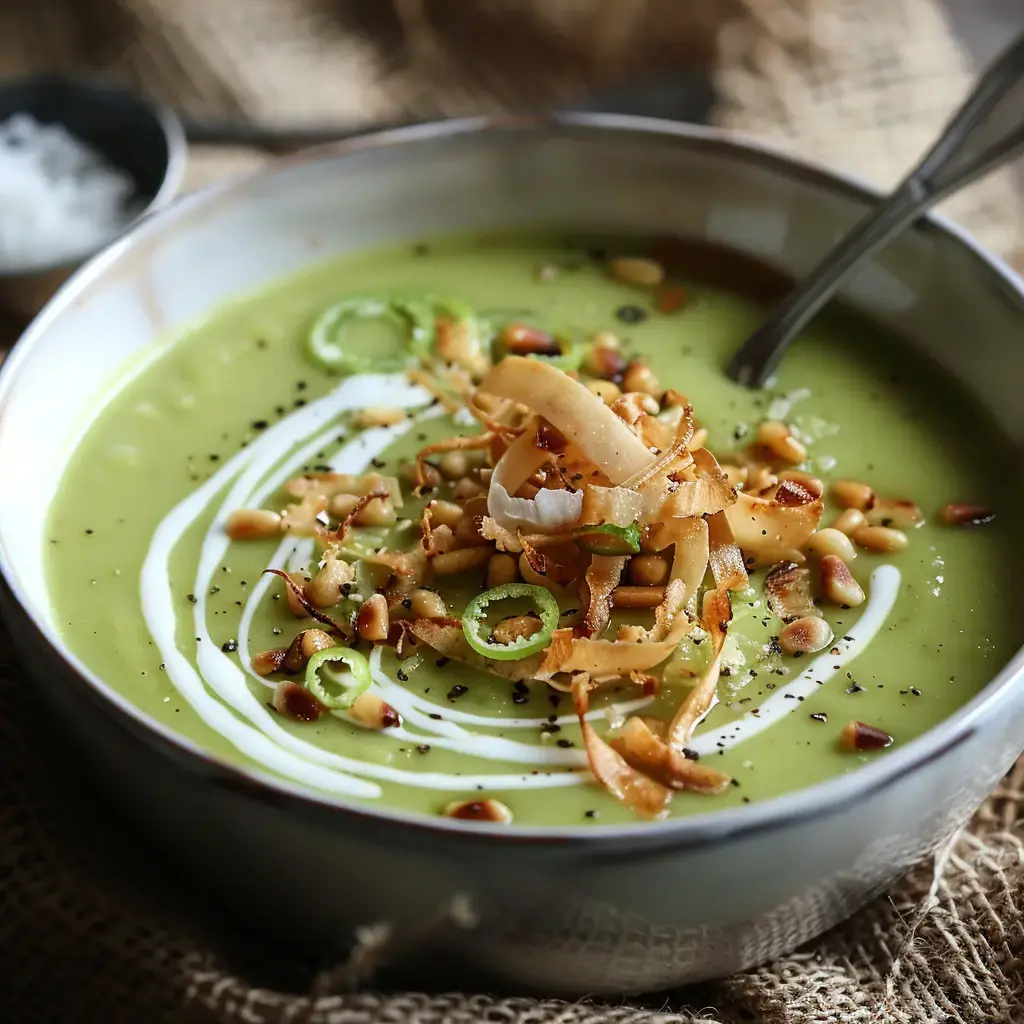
580, 485, 645, 528
764, 561, 818, 622
572, 675, 671, 819
668, 587, 732, 748
645, 517, 708, 644
478, 356, 656, 484
724, 487, 823, 561
619, 406, 695, 491
611, 717, 730, 794
579, 555, 628, 638
538, 628, 680, 678
706, 510, 749, 592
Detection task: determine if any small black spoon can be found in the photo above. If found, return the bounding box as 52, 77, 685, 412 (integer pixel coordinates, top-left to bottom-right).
726, 29, 1024, 389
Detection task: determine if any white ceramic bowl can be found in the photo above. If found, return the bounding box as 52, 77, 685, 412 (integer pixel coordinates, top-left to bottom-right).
2, 116, 1023, 996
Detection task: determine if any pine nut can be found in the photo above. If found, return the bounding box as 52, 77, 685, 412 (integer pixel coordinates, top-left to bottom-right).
409, 588, 448, 618
354, 496, 396, 527
348, 692, 401, 729
438, 452, 470, 480
352, 407, 407, 429
839, 720, 893, 752
832, 479, 875, 510
587, 379, 622, 404
433, 547, 492, 577
806, 528, 857, 562
487, 553, 520, 589
283, 628, 335, 673
491, 614, 544, 645
225, 508, 281, 540
428, 499, 464, 529
628, 555, 670, 587
622, 361, 662, 397
583, 341, 627, 380
272, 681, 324, 722
252, 647, 287, 676
757, 421, 806, 464
660, 388, 689, 409
779, 616, 833, 655
852, 525, 908, 553
866, 498, 923, 529
610, 256, 665, 288
501, 322, 562, 358
518, 552, 548, 587
428, 524, 455, 554
939, 503, 995, 527
832, 508, 867, 535
452, 477, 487, 500
777, 470, 824, 498
690, 427, 709, 449
611, 586, 666, 609
329, 493, 360, 517
722, 464, 749, 488
305, 557, 355, 609
820, 554, 865, 607
746, 464, 777, 493
285, 572, 310, 617
444, 798, 514, 823
357, 593, 390, 641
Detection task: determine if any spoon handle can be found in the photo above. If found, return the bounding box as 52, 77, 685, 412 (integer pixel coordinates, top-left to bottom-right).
727, 30, 1024, 388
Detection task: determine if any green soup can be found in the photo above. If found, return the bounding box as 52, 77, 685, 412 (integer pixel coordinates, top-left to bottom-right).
44, 234, 1022, 826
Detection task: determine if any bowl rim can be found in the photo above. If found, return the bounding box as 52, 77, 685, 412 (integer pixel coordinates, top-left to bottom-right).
2, 111, 1023, 849
0, 72, 188, 279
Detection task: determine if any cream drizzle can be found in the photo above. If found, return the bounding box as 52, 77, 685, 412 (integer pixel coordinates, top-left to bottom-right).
141, 371, 901, 801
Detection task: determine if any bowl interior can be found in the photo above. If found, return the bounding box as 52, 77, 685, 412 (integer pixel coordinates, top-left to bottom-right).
1, 114, 1023, 770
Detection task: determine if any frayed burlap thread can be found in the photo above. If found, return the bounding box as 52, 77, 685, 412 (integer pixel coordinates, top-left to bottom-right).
3, 1, 1024, 1022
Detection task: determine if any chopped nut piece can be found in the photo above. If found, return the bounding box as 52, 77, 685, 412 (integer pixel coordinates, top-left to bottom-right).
443, 798, 514, 823
225, 508, 281, 540
832, 508, 867, 535
628, 555, 670, 587
839, 720, 894, 751
283, 628, 335, 673
779, 616, 834, 655
351, 407, 407, 429
820, 554, 865, 607
609, 256, 665, 288
357, 594, 390, 641
806, 528, 857, 562
272, 681, 324, 722
487, 552, 520, 589
757, 421, 806, 464
348, 692, 401, 729
832, 479, 875, 510
852, 525, 908, 553
252, 647, 287, 676
939, 503, 995, 527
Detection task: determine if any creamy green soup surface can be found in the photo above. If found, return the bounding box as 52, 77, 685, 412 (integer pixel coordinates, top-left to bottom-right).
45, 233, 1022, 826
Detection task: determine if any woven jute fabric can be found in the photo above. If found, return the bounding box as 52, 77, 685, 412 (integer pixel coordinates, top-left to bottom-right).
3, 1, 1024, 1021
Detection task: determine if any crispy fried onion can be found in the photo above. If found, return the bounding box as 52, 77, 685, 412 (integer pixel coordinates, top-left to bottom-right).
572, 674, 672, 819
724, 486, 823, 566
764, 561, 817, 622
478, 356, 655, 484
668, 587, 732, 748
487, 422, 583, 534
262, 569, 351, 636
405, 618, 547, 681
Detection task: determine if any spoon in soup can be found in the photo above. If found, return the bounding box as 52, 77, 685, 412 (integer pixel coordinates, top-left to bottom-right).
726, 30, 1024, 389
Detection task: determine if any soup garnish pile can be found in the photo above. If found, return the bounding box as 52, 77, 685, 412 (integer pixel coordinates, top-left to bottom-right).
46, 236, 1017, 825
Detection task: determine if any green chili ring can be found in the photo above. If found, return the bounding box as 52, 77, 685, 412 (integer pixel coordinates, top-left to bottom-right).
307, 296, 435, 373
575, 522, 642, 556
304, 646, 372, 709
461, 583, 560, 661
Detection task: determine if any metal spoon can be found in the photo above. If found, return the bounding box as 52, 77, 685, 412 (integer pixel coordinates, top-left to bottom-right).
726, 30, 1024, 389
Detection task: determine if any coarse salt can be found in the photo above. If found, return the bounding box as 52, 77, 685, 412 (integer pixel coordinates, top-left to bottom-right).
0, 113, 144, 271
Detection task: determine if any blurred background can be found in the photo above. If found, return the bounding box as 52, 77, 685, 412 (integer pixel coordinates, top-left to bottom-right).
1, 0, 1023, 336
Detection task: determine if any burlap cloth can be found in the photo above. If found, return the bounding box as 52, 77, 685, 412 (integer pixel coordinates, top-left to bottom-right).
3, 1, 1024, 1021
